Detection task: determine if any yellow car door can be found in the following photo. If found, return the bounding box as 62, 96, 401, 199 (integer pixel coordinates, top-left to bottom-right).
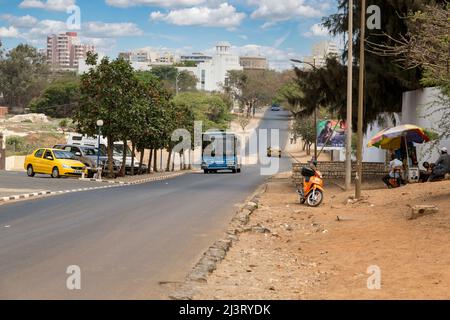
31, 148, 45, 173
42, 149, 55, 174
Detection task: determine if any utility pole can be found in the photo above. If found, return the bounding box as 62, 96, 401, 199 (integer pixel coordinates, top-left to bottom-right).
313, 57, 318, 161
356, 0, 366, 199
345, 0, 353, 190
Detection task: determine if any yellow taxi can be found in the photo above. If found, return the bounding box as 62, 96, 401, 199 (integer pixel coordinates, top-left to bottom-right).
24, 148, 88, 178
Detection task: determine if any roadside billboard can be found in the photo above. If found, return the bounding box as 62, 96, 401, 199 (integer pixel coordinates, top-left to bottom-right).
317, 120, 347, 150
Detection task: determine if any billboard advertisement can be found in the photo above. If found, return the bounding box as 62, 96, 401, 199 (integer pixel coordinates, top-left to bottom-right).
317, 120, 347, 150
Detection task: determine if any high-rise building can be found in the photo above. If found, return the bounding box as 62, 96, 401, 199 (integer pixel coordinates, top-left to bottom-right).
303, 41, 339, 69
46, 32, 94, 71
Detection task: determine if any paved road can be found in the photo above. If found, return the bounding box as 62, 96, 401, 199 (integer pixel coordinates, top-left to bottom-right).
0, 171, 109, 198
0, 109, 292, 299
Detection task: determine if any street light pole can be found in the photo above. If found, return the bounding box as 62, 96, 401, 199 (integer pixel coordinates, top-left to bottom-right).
345, 0, 353, 190
290, 58, 318, 160
96, 119, 104, 168
356, 0, 366, 199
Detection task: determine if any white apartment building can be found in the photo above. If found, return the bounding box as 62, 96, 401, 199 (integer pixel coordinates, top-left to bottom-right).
180, 53, 212, 65
118, 48, 177, 65
47, 32, 94, 71
303, 41, 339, 69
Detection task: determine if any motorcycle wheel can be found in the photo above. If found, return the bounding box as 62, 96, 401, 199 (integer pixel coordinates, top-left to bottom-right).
307, 189, 323, 207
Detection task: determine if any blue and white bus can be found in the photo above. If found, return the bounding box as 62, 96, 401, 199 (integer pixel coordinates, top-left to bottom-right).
201, 132, 241, 174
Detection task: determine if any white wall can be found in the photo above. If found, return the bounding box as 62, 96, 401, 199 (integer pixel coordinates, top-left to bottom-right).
333, 115, 395, 163
402, 87, 450, 168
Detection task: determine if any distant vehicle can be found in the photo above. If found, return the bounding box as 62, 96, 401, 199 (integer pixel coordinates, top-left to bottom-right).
24, 148, 87, 178
271, 104, 281, 111
202, 132, 241, 174
66, 133, 146, 174
53, 144, 121, 177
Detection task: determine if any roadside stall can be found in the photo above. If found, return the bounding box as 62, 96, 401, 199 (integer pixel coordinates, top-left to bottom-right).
367, 124, 431, 183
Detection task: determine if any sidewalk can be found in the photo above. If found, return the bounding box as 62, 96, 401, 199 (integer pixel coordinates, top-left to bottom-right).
190, 167, 450, 299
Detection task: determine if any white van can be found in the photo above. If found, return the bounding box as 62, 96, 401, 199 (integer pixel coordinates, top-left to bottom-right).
67, 133, 145, 173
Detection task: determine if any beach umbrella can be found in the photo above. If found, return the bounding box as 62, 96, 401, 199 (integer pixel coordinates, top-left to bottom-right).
367, 124, 430, 150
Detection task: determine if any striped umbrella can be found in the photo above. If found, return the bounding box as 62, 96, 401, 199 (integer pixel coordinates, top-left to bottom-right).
367, 124, 430, 150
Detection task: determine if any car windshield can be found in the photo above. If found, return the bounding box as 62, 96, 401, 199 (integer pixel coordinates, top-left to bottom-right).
53, 150, 77, 160
81, 147, 105, 156
113, 144, 132, 157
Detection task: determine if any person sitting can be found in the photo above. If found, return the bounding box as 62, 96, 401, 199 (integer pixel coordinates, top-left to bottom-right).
419, 162, 432, 182
428, 147, 450, 182
382, 154, 403, 188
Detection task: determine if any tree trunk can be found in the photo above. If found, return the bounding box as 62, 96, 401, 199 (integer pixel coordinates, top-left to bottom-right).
107, 135, 115, 178
138, 148, 144, 174
147, 149, 153, 174
131, 142, 136, 176
153, 149, 158, 172
166, 148, 172, 172
120, 139, 127, 177
188, 149, 192, 170
172, 152, 176, 172
180, 152, 183, 171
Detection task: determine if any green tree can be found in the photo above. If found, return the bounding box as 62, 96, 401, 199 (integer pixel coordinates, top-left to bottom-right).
173, 91, 231, 130
0, 44, 50, 111
224, 69, 293, 114
134, 71, 173, 173
150, 65, 197, 93
275, 81, 305, 117
291, 116, 316, 155
29, 78, 79, 118
74, 53, 141, 177
177, 70, 198, 92
318, 0, 450, 127
174, 61, 197, 67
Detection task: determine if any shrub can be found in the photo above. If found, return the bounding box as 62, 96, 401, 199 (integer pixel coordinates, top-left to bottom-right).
6, 136, 28, 154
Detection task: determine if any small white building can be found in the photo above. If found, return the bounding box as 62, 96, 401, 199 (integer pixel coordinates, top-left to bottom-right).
402, 87, 450, 168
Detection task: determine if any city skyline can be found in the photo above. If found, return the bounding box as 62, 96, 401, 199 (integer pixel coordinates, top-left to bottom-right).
0, 0, 339, 70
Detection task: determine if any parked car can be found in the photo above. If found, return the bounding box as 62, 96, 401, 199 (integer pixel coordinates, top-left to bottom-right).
24, 148, 88, 178
53, 144, 121, 177
66, 133, 147, 174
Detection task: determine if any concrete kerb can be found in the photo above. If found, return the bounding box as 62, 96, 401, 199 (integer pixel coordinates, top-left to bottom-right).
169, 181, 269, 300
0, 171, 191, 205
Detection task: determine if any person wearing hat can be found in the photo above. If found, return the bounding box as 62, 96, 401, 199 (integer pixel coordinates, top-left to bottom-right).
428, 147, 450, 182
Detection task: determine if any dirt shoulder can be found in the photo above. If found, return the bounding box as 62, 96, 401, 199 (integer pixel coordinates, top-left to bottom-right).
192, 173, 450, 300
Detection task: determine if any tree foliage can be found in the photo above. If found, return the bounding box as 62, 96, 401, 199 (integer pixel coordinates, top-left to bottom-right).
367, 3, 450, 92
74, 55, 203, 176
224, 69, 294, 112
150, 65, 198, 93
317, 0, 449, 126
29, 77, 80, 118
172, 91, 232, 130
74, 53, 142, 176
0, 43, 50, 111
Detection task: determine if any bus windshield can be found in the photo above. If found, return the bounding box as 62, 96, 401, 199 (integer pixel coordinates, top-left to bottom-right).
202, 133, 237, 157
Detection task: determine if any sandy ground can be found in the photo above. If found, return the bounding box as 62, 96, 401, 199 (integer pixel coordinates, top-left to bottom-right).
193, 172, 450, 300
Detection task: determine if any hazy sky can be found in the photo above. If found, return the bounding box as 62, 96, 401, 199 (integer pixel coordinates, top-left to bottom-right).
0, 0, 340, 70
